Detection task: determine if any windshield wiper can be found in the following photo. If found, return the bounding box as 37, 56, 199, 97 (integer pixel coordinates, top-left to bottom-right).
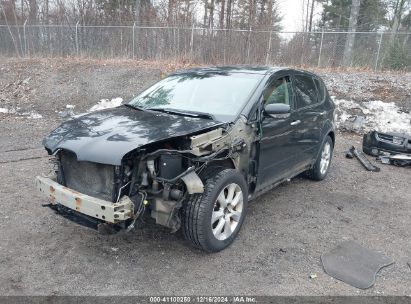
147, 108, 215, 120
123, 104, 145, 111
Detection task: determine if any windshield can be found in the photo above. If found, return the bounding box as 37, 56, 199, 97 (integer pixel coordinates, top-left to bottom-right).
128, 72, 263, 122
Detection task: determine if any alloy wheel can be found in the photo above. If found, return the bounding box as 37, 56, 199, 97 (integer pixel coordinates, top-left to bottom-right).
320, 142, 331, 175
211, 183, 244, 241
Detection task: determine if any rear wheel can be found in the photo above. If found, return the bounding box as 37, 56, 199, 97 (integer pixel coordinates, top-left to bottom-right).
181, 169, 248, 252
306, 135, 333, 181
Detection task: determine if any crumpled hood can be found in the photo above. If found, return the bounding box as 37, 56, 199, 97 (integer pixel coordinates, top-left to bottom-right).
44, 106, 223, 165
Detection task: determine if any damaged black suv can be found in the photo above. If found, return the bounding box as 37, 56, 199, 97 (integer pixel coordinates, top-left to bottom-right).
36, 67, 335, 252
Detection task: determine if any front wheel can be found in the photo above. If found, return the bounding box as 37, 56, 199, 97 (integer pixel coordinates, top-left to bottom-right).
306, 135, 333, 181
181, 169, 248, 252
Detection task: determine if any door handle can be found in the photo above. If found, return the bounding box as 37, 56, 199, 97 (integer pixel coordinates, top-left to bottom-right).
290, 120, 301, 126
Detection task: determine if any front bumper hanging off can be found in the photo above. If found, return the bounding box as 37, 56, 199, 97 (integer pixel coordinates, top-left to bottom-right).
363, 131, 411, 156
35, 176, 133, 223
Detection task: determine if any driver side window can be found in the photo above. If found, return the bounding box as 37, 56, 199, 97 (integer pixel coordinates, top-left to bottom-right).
263, 76, 293, 106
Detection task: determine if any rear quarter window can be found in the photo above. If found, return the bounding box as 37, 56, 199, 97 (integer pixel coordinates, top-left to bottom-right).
313, 77, 326, 103
294, 74, 318, 108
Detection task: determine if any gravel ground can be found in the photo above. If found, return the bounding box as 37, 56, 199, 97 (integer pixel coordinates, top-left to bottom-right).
0, 58, 410, 296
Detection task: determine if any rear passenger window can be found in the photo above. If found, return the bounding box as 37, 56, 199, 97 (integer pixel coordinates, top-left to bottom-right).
294, 75, 318, 108
313, 78, 325, 103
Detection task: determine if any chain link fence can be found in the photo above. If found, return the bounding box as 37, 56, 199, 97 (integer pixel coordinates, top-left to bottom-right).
0, 24, 410, 70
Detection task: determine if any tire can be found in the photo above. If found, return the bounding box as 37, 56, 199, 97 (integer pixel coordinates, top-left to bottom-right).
181, 169, 248, 252
306, 135, 333, 181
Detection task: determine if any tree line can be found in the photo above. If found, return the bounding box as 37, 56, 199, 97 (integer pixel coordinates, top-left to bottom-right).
0, 0, 283, 30
0, 0, 410, 69
1, 0, 409, 32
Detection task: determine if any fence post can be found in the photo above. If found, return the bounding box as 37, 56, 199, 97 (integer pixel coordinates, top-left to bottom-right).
223, 29, 227, 64
247, 27, 251, 63
75, 21, 79, 56
317, 28, 324, 67
374, 32, 383, 71
190, 23, 194, 59
23, 19, 27, 57
132, 22, 136, 59
265, 31, 272, 65
177, 27, 180, 58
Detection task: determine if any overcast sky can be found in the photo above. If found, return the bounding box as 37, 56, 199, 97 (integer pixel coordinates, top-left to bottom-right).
278, 0, 323, 32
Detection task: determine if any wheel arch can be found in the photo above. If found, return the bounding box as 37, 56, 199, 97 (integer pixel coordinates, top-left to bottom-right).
312, 125, 335, 167
206, 158, 236, 170
327, 130, 335, 147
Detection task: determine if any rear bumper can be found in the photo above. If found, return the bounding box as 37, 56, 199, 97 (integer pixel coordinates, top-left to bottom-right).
35, 176, 133, 223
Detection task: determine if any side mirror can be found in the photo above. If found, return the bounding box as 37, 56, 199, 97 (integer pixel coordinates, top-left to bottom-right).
264, 103, 291, 115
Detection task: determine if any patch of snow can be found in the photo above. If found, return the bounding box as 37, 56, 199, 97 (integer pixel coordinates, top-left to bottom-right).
89, 97, 123, 112
66, 104, 75, 109
29, 112, 43, 119
21, 111, 43, 119
22, 77, 31, 85
334, 98, 411, 134
0, 107, 18, 114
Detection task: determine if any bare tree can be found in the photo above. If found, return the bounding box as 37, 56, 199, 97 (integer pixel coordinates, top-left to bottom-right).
209, 0, 215, 28
305, 0, 310, 31
308, 0, 315, 32
203, 0, 208, 27
342, 0, 361, 66
28, 0, 37, 22
0, 2, 21, 56
389, 0, 407, 42
248, 0, 254, 28
226, 0, 232, 28
167, 0, 173, 24
219, 0, 225, 28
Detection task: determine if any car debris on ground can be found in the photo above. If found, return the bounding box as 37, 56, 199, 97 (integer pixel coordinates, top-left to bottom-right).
309, 273, 318, 279
346, 130, 411, 170
321, 240, 394, 289
363, 130, 411, 167
377, 153, 411, 167
346, 146, 380, 172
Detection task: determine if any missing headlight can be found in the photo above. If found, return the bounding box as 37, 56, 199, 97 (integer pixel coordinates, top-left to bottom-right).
158, 154, 184, 180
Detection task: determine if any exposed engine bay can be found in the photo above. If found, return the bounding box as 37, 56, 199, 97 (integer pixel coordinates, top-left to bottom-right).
43, 117, 257, 233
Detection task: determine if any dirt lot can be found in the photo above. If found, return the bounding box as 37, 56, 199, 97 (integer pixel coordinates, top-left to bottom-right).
0, 58, 410, 296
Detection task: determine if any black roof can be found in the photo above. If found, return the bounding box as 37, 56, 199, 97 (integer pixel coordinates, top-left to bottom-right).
171, 65, 283, 76
170, 65, 319, 78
